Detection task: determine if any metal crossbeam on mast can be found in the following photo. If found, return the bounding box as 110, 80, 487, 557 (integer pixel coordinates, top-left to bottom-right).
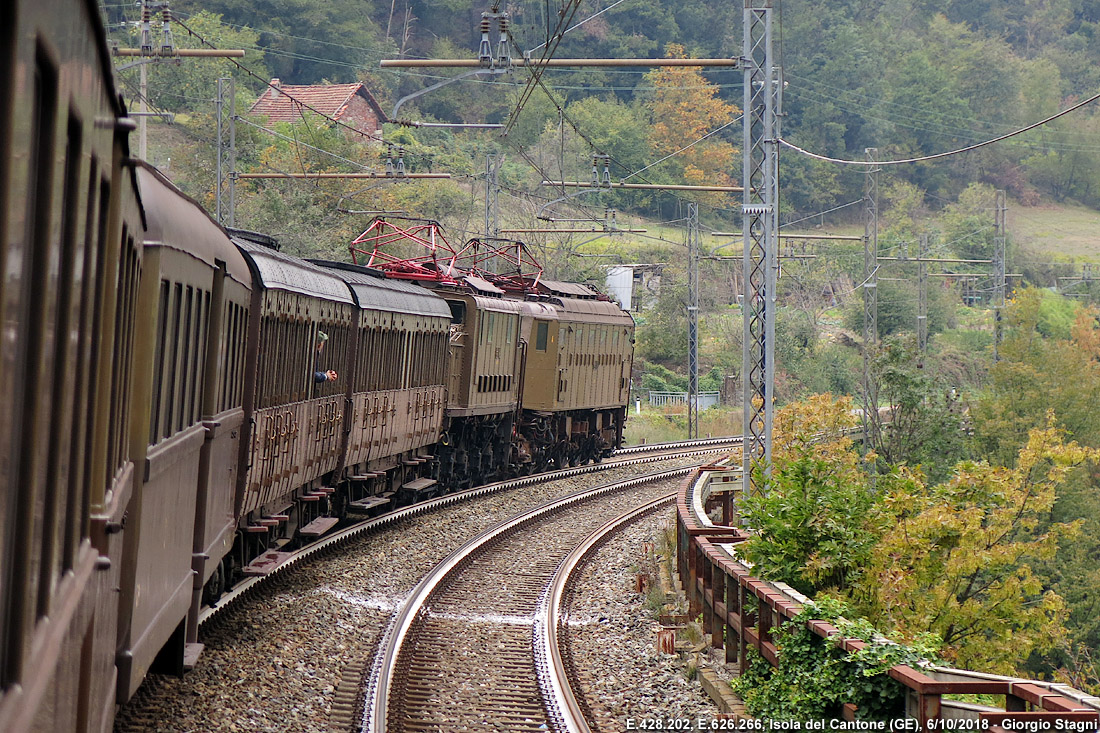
381, 58, 740, 68
742, 0, 779, 497
688, 202, 700, 440
541, 181, 742, 192
236, 173, 452, 179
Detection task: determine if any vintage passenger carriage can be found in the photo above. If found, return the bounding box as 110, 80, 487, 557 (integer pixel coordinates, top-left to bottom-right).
232, 232, 357, 559
0, 0, 145, 729
310, 260, 451, 506
116, 163, 252, 699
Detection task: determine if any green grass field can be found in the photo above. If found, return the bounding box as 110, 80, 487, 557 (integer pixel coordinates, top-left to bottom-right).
1008, 201, 1100, 261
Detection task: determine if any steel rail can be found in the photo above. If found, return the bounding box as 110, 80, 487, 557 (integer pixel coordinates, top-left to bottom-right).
197, 440, 739, 628
538, 492, 676, 733
361, 467, 693, 733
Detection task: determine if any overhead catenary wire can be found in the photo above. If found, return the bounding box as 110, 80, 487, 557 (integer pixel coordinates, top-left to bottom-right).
525, 0, 633, 54
172, 7, 746, 222
502, 0, 584, 135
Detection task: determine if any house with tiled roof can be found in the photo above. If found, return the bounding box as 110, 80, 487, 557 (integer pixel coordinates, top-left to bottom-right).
248, 78, 388, 140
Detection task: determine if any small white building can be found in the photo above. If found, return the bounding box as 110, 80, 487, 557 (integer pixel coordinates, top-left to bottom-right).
605, 264, 664, 312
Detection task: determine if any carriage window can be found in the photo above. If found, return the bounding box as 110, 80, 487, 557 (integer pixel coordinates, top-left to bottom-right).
535, 321, 548, 351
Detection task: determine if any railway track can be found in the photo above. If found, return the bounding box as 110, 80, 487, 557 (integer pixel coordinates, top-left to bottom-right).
363, 469, 684, 732
116, 440, 734, 732
198, 437, 739, 629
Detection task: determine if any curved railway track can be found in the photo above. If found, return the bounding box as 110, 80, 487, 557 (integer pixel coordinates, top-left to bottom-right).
116, 439, 734, 732
363, 469, 685, 732
198, 437, 738, 629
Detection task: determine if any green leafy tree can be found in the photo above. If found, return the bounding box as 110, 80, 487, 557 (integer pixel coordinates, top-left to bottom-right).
858, 420, 1091, 674
842, 278, 954, 339
177, 0, 388, 84
872, 336, 969, 483
115, 12, 267, 114
739, 396, 882, 595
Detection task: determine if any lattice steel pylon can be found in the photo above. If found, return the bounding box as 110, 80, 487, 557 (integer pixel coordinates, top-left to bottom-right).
215, 76, 236, 227
742, 1, 779, 497
688, 202, 700, 440
862, 148, 879, 459
993, 189, 1006, 361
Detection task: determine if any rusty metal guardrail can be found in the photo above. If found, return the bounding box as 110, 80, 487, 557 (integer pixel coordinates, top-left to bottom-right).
676, 461, 1100, 728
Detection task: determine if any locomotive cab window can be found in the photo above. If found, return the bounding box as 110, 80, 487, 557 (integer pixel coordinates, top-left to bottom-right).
535, 321, 548, 351
447, 300, 465, 324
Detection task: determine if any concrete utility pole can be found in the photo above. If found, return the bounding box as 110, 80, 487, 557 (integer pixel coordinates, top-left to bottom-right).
862, 148, 879, 460
688, 202, 700, 440
742, 0, 780, 497
993, 189, 1007, 361
918, 232, 929, 353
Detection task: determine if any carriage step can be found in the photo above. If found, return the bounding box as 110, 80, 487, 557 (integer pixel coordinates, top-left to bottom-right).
242, 550, 294, 576
183, 643, 204, 670
401, 477, 437, 495
349, 472, 385, 481
299, 516, 339, 538
348, 495, 391, 512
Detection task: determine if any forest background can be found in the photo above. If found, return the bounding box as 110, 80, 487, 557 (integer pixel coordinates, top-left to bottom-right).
101, 0, 1100, 695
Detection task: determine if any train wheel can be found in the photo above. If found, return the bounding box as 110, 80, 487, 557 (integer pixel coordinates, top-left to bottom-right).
202, 560, 226, 606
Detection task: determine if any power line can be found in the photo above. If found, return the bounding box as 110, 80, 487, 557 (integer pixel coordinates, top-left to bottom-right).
622, 116, 741, 181
526, 0, 633, 54
171, 14, 389, 147
503, 1, 584, 135
779, 88, 1100, 166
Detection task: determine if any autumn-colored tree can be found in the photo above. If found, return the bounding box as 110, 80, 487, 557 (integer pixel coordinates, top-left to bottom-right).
858, 419, 1093, 674
644, 44, 739, 193
972, 289, 1100, 467
741, 394, 1093, 676
970, 291, 1100, 687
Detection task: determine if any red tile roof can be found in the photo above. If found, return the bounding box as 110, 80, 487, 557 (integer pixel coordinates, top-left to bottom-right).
248, 79, 387, 126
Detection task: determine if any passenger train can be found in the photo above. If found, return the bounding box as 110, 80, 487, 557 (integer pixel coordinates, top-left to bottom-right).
0, 0, 634, 729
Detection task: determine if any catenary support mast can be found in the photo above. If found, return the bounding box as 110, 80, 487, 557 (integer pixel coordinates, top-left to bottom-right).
688, 202, 700, 440
742, 0, 779, 497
